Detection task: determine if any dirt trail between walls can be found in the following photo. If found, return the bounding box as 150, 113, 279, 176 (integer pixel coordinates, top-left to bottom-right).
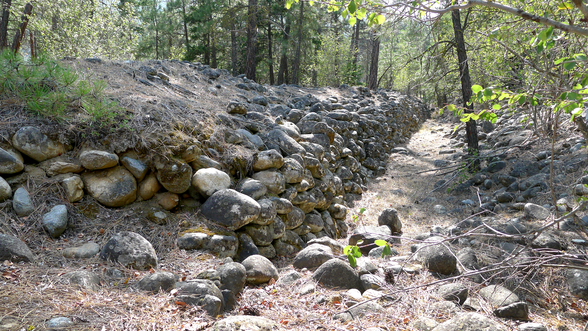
353, 118, 462, 237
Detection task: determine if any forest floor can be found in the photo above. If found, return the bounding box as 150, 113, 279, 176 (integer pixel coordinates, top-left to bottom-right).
2, 116, 586, 331
1, 58, 588, 330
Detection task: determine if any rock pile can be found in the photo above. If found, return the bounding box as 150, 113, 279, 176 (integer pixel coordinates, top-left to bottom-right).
0, 66, 430, 263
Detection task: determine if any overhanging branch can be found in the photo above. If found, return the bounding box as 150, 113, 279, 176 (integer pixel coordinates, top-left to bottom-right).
414, 0, 588, 37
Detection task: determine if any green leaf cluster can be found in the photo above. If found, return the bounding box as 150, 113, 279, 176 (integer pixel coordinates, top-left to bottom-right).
344, 239, 391, 267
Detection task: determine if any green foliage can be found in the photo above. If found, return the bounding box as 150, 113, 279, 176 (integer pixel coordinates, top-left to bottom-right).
28, 0, 138, 59
285, 0, 385, 26
351, 207, 366, 223
344, 239, 392, 267
0, 50, 128, 127
312, 31, 363, 87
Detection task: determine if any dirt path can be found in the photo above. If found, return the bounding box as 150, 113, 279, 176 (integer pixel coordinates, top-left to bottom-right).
353, 117, 460, 237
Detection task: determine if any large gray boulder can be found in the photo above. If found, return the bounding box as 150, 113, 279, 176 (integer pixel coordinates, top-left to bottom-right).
192, 168, 231, 197
63, 270, 101, 291
268, 129, 306, 156
42, 205, 68, 238
212, 316, 284, 331
252, 149, 284, 171
0, 233, 35, 262
243, 223, 274, 246
438, 283, 468, 304
79, 150, 119, 170
333, 301, 384, 323
0, 146, 24, 174
292, 244, 334, 270
0, 176, 12, 202
218, 262, 247, 295
60, 175, 84, 202
236, 233, 260, 262
12, 126, 65, 162
252, 170, 286, 195
378, 208, 402, 233
175, 279, 224, 316
236, 178, 267, 200
82, 166, 137, 207
100, 231, 158, 270
121, 156, 148, 181
38, 156, 83, 176
524, 203, 550, 220
349, 225, 392, 255
479, 285, 520, 307
280, 206, 305, 230
62, 242, 100, 259
280, 158, 305, 183
251, 199, 276, 225
135, 271, 176, 293
12, 187, 34, 216
431, 312, 507, 331
176, 232, 238, 258
312, 258, 360, 289
201, 189, 261, 230
567, 268, 588, 300
241, 254, 279, 285
155, 157, 192, 193
415, 238, 457, 275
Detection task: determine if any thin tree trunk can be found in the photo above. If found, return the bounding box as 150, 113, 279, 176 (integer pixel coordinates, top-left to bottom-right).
211, 29, 217, 68
451, 9, 479, 168
291, 0, 303, 85
351, 19, 360, 67
245, 0, 258, 81
153, 1, 159, 60
0, 0, 12, 49
11, 2, 32, 54
277, 16, 290, 85
180, 0, 190, 55
268, 18, 274, 85
368, 33, 380, 90
204, 32, 210, 65
231, 27, 237, 75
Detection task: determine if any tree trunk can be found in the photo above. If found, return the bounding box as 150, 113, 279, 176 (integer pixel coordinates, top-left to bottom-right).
0, 0, 12, 49
11, 2, 32, 54
451, 9, 479, 168
368, 33, 380, 90
277, 16, 290, 85
211, 29, 217, 68
291, 0, 303, 85
245, 0, 257, 81
204, 33, 210, 65
180, 0, 190, 56
268, 18, 274, 85
153, 1, 159, 60
351, 19, 360, 67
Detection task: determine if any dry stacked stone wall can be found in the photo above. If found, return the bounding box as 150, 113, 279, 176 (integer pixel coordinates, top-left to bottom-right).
0, 65, 431, 260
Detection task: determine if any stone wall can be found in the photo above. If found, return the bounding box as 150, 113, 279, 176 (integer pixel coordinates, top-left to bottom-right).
0, 65, 431, 260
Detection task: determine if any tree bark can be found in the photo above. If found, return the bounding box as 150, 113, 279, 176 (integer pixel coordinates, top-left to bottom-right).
451, 9, 479, 169
204, 32, 210, 65
291, 0, 303, 85
11, 2, 32, 54
211, 29, 217, 68
0, 0, 12, 49
368, 33, 380, 90
351, 19, 360, 67
268, 18, 274, 85
245, 0, 258, 81
277, 16, 290, 85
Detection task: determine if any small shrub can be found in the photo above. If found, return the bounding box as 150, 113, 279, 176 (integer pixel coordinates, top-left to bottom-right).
0, 49, 128, 128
